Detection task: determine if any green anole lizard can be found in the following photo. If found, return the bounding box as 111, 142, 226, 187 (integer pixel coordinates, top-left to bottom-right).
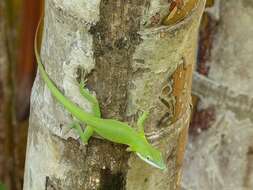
34, 18, 166, 170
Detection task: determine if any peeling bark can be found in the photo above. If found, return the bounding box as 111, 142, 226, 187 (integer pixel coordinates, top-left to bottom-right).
24, 0, 205, 189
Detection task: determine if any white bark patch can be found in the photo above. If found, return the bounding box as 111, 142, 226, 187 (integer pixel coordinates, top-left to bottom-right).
24, 123, 71, 190
52, 0, 101, 24
62, 30, 95, 112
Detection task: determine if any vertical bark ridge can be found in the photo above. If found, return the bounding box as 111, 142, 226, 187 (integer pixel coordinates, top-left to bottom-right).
86, 1, 148, 189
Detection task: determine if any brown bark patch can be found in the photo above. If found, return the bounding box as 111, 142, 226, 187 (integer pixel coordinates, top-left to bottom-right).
175, 124, 189, 189
100, 168, 125, 190
88, 0, 144, 119
163, 0, 198, 25
171, 59, 193, 122
84, 1, 149, 188
243, 146, 253, 188
206, 0, 215, 7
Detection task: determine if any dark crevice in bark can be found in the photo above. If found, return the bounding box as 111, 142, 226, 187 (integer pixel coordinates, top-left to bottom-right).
100, 168, 125, 190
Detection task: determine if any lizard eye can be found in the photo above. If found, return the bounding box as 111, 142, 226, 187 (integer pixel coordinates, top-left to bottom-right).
147, 156, 151, 160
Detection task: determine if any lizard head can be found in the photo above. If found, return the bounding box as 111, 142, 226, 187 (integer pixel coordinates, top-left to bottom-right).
135, 143, 166, 170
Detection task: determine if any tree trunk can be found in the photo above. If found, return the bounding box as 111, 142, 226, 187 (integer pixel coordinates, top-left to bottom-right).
24, 0, 205, 189
182, 0, 253, 189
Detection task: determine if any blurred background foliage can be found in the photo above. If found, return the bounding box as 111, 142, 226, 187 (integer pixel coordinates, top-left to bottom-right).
0, 1, 42, 190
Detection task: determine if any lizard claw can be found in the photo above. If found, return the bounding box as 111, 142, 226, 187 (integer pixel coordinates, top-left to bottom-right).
68, 122, 77, 130
80, 79, 88, 89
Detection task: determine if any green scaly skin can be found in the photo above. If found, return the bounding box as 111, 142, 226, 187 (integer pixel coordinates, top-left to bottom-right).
35, 19, 166, 170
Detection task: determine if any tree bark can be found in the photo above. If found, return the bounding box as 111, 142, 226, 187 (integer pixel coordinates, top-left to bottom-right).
182, 0, 253, 189
24, 0, 205, 189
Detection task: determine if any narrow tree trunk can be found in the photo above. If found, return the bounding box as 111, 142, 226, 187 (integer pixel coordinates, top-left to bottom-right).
24, 0, 205, 189
182, 0, 253, 189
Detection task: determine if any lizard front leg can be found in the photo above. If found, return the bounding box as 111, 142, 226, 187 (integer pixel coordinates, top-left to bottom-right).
79, 80, 101, 117
137, 111, 149, 137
